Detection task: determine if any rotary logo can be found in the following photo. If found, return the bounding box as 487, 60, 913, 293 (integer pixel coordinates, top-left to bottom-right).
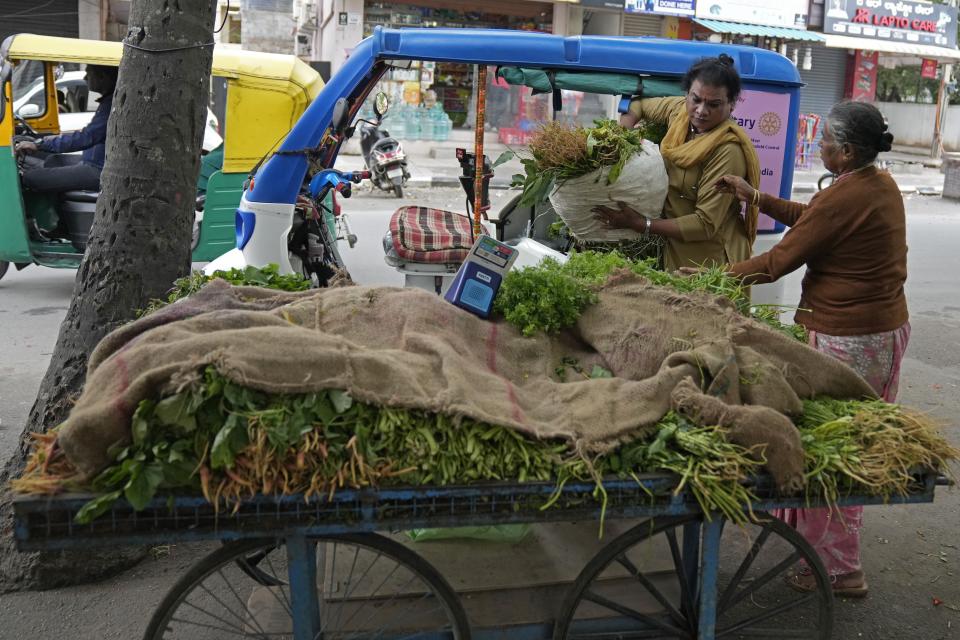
758, 112, 782, 136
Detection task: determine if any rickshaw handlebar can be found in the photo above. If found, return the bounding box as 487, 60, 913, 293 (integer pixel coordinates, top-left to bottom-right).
308, 169, 372, 200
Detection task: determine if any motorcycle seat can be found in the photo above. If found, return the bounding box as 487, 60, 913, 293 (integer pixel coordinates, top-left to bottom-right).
389, 206, 474, 264
62, 190, 100, 203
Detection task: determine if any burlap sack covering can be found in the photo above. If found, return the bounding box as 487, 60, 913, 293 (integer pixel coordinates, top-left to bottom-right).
57, 272, 875, 493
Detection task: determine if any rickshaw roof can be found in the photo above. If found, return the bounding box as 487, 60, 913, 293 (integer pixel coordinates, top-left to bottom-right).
2, 34, 324, 98
368, 27, 803, 87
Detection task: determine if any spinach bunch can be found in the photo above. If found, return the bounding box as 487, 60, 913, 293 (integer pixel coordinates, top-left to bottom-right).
140, 264, 310, 317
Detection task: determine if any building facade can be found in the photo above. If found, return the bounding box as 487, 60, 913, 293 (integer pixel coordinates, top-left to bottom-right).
0, 0, 115, 43
25, 1, 957, 149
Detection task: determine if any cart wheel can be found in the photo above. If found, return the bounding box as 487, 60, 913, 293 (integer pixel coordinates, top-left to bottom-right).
553, 513, 833, 640
146, 533, 471, 639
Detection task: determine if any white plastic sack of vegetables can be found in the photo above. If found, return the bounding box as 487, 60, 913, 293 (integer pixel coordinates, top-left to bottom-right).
549, 139, 668, 242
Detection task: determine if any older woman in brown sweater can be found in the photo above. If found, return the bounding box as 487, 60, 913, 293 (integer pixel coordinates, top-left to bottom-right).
714, 101, 909, 598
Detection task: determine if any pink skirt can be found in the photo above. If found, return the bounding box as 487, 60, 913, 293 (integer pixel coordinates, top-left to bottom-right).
775, 322, 911, 576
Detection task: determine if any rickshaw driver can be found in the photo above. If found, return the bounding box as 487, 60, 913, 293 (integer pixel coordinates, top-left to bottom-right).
14, 65, 118, 195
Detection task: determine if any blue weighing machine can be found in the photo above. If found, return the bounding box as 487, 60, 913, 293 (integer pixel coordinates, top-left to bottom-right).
444, 235, 518, 319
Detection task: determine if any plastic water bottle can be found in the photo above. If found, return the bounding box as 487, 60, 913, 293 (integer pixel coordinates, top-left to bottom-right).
384, 112, 405, 140
420, 105, 435, 141
404, 104, 421, 140
439, 112, 452, 142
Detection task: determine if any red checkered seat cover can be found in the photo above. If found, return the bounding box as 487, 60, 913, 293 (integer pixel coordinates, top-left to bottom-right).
389, 206, 474, 264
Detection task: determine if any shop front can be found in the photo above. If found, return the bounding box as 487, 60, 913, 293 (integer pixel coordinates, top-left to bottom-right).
820, 0, 960, 99
0, 0, 79, 42
580, 0, 627, 37
815, 0, 960, 149
362, 1, 554, 130
623, 0, 695, 38
688, 0, 820, 48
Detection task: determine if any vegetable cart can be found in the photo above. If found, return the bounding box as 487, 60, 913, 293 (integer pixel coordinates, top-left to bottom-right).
10, 28, 950, 640
13, 471, 945, 640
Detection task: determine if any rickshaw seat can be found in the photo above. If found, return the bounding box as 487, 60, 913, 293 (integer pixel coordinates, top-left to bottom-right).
58, 191, 99, 252
388, 206, 474, 264
62, 190, 99, 203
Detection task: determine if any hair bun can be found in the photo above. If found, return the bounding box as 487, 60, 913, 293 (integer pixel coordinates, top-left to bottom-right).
878, 131, 894, 153
718, 53, 735, 68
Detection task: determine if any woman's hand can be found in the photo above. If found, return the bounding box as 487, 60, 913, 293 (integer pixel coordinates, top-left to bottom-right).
714, 175, 756, 204
592, 202, 644, 232
619, 111, 639, 129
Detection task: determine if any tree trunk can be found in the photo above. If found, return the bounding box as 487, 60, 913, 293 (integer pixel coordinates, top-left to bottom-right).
0, 0, 216, 592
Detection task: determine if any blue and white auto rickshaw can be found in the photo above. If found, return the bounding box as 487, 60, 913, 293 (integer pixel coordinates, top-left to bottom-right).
208, 27, 801, 309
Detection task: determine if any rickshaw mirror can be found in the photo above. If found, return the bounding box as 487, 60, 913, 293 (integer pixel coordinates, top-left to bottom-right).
16, 103, 41, 118
373, 92, 390, 120
331, 97, 351, 134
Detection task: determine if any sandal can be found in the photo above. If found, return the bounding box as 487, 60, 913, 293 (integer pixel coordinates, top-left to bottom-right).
785, 567, 869, 598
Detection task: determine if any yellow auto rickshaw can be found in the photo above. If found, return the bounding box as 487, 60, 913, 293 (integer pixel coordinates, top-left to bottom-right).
0, 34, 324, 280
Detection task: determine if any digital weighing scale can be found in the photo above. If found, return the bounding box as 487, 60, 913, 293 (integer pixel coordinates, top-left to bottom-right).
444, 235, 518, 318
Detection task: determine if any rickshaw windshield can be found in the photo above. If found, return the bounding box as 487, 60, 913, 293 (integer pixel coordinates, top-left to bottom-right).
11, 60, 47, 119
350, 64, 674, 146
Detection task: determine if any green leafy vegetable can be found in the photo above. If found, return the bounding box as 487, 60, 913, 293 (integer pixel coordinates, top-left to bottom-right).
15, 252, 955, 531
508, 119, 652, 207
494, 250, 807, 341
139, 264, 310, 317
493, 259, 597, 336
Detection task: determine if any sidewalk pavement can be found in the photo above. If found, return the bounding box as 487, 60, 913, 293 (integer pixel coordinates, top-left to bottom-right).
337, 134, 948, 197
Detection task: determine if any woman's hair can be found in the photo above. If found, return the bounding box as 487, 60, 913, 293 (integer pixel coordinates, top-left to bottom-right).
827, 100, 894, 163
682, 53, 741, 103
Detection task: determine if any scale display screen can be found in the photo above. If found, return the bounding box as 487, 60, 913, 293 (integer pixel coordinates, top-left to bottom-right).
472, 236, 515, 269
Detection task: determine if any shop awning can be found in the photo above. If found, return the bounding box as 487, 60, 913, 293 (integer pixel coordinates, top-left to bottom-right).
823, 33, 960, 62
693, 19, 826, 43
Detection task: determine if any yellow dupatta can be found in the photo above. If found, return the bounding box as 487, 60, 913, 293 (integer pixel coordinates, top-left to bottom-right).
659, 110, 762, 243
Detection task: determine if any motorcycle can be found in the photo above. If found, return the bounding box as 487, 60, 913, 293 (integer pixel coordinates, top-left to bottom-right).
360, 121, 409, 198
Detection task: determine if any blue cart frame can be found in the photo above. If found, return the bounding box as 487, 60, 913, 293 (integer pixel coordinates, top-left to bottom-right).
14, 472, 944, 639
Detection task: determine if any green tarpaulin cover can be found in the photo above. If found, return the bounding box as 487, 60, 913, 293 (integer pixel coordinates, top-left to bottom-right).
496, 67, 684, 99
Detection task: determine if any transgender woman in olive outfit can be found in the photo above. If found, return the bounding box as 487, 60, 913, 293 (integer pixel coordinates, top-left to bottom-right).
714, 101, 908, 598
594, 54, 761, 271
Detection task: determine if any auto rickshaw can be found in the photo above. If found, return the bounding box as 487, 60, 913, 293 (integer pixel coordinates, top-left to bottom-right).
0, 34, 325, 281
219, 28, 801, 306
